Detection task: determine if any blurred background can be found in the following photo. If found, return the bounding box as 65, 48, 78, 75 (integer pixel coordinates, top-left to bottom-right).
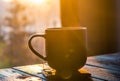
0, 0, 120, 68
0, 0, 61, 68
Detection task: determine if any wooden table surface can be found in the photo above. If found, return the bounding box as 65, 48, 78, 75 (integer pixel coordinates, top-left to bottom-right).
0, 52, 120, 81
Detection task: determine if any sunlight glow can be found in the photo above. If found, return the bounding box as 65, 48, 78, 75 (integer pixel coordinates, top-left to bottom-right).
3, 0, 12, 2
29, 0, 46, 5
3, 0, 47, 5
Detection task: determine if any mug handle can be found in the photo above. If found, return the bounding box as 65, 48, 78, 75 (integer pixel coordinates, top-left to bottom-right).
28, 34, 47, 61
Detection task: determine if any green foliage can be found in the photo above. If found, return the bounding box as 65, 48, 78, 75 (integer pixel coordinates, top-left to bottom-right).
0, 41, 9, 68
0, 41, 6, 55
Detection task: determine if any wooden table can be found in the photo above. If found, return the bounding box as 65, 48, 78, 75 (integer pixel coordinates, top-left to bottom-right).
0, 52, 120, 81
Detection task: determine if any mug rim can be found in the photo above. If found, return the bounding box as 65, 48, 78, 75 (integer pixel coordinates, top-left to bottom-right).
47, 27, 87, 30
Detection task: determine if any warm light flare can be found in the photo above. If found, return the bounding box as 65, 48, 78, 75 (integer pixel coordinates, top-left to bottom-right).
29, 0, 46, 4
3, 0, 47, 5
3, 0, 13, 2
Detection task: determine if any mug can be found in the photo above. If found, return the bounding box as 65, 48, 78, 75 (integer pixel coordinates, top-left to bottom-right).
28, 27, 87, 79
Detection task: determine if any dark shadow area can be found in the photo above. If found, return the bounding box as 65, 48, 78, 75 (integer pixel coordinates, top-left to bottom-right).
47, 72, 93, 81
60, 0, 120, 56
